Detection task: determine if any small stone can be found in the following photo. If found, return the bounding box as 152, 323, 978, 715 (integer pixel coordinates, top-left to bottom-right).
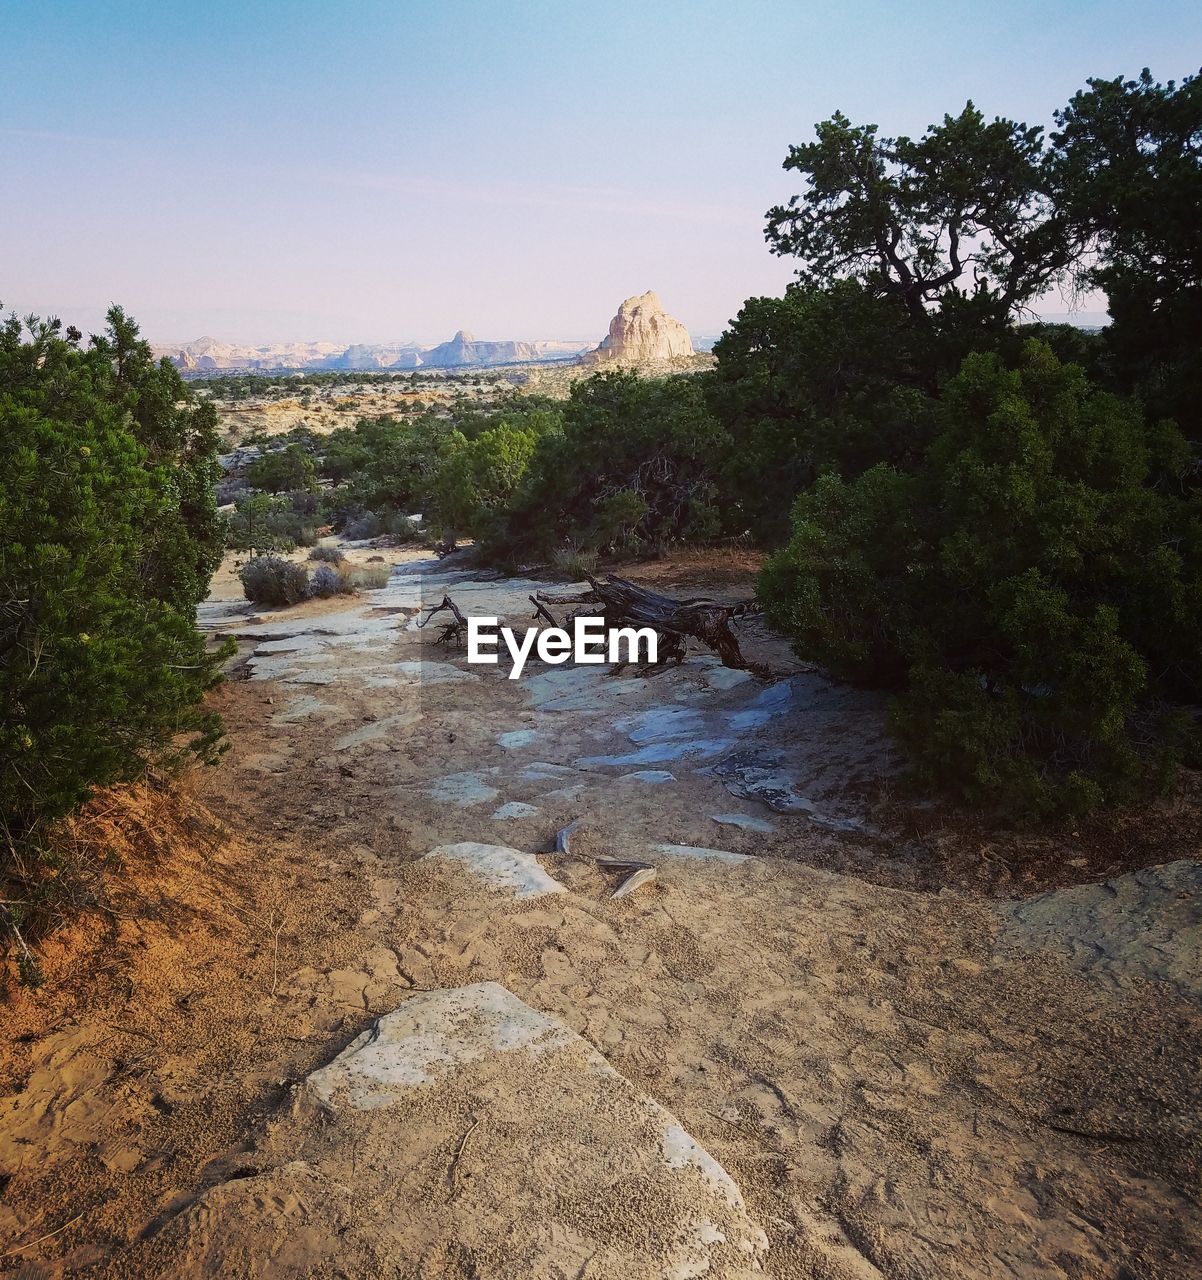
491, 801, 540, 821
712, 812, 776, 834
423, 842, 565, 898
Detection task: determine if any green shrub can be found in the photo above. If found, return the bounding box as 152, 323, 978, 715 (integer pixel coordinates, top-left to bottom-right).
0, 308, 228, 848
489, 373, 729, 561
245, 443, 317, 493
430, 420, 542, 540
342, 413, 460, 513
381, 512, 422, 541
710, 282, 939, 542
344, 510, 383, 540
226, 492, 318, 552
239, 555, 310, 606
343, 509, 421, 542
759, 342, 1200, 816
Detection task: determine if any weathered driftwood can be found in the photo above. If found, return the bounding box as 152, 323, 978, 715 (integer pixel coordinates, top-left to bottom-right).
611, 866, 657, 900
537, 573, 763, 674
554, 820, 582, 857
593, 855, 658, 900
529, 595, 559, 627
418, 595, 469, 647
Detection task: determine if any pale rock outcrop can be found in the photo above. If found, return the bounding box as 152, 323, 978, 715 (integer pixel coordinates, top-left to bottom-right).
160, 984, 769, 1277
583, 290, 694, 366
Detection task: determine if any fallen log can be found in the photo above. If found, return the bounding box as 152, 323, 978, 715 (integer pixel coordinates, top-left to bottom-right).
537, 573, 764, 674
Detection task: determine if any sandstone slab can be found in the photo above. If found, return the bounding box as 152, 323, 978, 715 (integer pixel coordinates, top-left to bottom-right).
160, 984, 768, 1278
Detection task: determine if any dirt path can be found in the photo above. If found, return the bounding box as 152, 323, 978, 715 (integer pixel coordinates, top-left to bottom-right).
2, 549, 1200, 1278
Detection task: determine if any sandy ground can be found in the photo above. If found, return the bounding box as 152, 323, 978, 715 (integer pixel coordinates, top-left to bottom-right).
1, 548, 1200, 1277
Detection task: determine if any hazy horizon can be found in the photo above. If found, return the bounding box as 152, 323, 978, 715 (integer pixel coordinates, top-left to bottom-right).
3, 0, 1197, 345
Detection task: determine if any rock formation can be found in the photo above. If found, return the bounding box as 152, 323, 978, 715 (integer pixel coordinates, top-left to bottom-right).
420, 329, 539, 368
152, 332, 587, 374
420, 330, 586, 369
161, 983, 769, 1277
582, 290, 694, 366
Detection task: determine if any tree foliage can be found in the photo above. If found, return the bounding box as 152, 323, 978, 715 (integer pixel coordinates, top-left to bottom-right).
491, 373, 729, 562
1, 309, 228, 848
709, 282, 937, 541
765, 104, 1076, 328
431, 420, 544, 541
722, 70, 1202, 815
246, 443, 317, 494
760, 343, 1200, 815
1051, 68, 1202, 436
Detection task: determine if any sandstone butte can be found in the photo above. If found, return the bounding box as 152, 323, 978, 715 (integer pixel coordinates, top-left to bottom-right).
582, 289, 695, 365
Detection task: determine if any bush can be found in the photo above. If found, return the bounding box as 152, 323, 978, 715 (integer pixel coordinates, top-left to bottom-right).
759, 342, 1201, 817
710, 282, 939, 542
0, 308, 228, 851
343, 510, 383, 540
549, 544, 599, 581
382, 512, 422, 542
351, 565, 390, 589
343, 509, 422, 542
239, 555, 310, 606
340, 413, 460, 513
245, 443, 317, 493
489, 373, 729, 561
226, 492, 318, 552
215, 475, 250, 506
309, 562, 355, 597
308, 545, 347, 563
430, 418, 547, 540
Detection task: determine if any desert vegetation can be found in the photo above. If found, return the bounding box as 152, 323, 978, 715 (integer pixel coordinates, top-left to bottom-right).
237, 551, 388, 605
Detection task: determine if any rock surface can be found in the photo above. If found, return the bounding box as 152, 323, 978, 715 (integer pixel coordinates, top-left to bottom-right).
582, 290, 695, 365
160, 984, 769, 1278
423, 841, 565, 897
1001, 860, 1202, 999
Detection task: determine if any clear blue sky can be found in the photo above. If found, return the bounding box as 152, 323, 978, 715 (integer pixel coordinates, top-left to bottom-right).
2, 1, 1198, 344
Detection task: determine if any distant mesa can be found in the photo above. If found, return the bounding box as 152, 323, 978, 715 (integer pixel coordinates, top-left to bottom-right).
152, 330, 588, 374
581, 290, 694, 366
422, 330, 557, 369
150, 294, 697, 376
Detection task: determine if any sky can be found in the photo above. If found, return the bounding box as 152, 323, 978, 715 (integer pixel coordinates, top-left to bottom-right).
1, 1, 1198, 345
